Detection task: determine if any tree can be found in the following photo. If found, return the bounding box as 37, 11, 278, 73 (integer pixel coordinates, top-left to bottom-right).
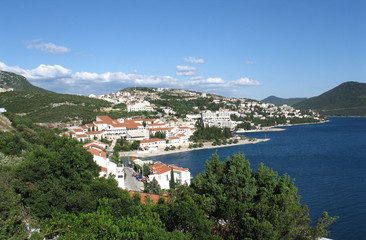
170, 168, 176, 189
192, 153, 336, 239
143, 163, 150, 177
163, 186, 215, 239
0, 174, 28, 239
146, 178, 163, 196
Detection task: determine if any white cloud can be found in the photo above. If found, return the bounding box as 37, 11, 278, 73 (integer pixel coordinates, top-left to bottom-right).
184, 57, 204, 64
245, 61, 254, 65
233, 77, 261, 86
26, 64, 72, 80
25, 39, 70, 54
0, 62, 261, 97
176, 71, 196, 76
176, 65, 198, 71
175, 65, 198, 76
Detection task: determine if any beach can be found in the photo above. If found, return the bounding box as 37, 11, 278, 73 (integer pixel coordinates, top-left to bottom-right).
236, 127, 286, 133
119, 138, 270, 158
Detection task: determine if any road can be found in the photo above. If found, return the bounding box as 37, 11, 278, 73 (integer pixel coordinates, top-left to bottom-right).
124, 167, 144, 191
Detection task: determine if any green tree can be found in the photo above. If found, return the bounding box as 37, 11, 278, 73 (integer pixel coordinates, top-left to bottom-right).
192, 153, 336, 239
0, 174, 28, 239
146, 178, 163, 196
164, 186, 215, 239
170, 168, 176, 189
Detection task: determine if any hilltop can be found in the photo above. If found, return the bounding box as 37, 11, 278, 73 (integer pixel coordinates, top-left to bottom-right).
0, 71, 324, 126
0, 70, 47, 92
0, 91, 113, 123
293, 81, 366, 116
261, 96, 307, 106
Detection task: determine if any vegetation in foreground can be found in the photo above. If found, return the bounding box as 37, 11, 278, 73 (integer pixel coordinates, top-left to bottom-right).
0, 117, 337, 239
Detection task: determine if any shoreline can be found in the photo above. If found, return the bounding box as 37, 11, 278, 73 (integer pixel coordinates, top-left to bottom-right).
119, 138, 270, 158
236, 127, 286, 133
118, 120, 328, 159
236, 120, 329, 133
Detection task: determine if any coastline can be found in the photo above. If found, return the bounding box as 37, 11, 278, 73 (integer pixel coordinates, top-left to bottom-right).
236, 127, 286, 133
236, 120, 329, 133
118, 120, 329, 159
119, 138, 270, 158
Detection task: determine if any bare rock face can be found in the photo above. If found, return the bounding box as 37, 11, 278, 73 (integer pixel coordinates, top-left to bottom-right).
0, 114, 13, 132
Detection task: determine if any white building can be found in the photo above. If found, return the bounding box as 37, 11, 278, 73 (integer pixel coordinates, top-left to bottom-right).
139, 138, 166, 151
201, 110, 239, 130
127, 100, 154, 112
149, 162, 191, 189
85, 146, 125, 189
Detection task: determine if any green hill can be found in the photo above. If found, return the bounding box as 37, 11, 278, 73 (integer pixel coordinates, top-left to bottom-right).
293, 81, 366, 116
0, 70, 47, 92
0, 91, 112, 123
261, 96, 307, 106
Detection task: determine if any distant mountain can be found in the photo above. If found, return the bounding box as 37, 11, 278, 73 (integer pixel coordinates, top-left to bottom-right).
261, 96, 307, 106
0, 70, 48, 92
293, 81, 366, 116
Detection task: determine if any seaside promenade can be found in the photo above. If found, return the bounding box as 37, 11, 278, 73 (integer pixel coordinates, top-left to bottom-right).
119, 138, 270, 158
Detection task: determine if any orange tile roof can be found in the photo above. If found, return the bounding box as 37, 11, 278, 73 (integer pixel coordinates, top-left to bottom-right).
169, 137, 180, 140
150, 162, 189, 175
83, 140, 108, 147
148, 123, 168, 127
129, 191, 167, 205
87, 148, 107, 158
148, 127, 174, 132
101, 167, 108, 173
76, 134, 88, 138
96, 116, 114, 123
86, 131, 105, 134
73, 128, 84, 132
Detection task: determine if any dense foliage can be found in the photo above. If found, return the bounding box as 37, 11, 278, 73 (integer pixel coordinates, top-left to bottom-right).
0, 119, 336, 239
0, 91, 112, 123
190, 122, 232, 142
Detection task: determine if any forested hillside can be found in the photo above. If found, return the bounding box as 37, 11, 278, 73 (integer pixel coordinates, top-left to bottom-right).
262, 95, 307, 106
294, 81, 366, 116
0, 91, 112, 123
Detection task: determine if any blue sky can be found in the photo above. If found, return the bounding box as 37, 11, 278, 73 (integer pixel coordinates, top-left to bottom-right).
1, 0, 365, 100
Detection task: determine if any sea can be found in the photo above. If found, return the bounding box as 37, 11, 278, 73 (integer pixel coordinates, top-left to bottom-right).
146, 117, 366, 239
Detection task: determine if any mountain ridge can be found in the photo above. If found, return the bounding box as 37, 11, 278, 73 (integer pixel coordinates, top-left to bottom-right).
293, 81, 366, 116
261, 96, 307, 106
0, 70, 48, 92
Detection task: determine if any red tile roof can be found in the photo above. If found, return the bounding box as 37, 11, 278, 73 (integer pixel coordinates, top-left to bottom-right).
150, 162, 189, 175
148, 127, 174, 132
129, 191, 167, 205
86, 131, 105, 135
87, 148, 107, 158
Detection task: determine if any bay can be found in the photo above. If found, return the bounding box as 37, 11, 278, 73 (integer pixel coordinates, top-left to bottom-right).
146, 117, 366, 239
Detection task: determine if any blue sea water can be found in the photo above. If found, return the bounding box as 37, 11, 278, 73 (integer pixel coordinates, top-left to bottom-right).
146, 117, 366, 239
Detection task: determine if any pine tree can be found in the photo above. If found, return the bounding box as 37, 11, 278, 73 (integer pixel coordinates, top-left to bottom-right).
170, 168, 176, 189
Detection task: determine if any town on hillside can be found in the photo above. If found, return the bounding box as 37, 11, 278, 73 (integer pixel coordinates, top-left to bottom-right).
61, 87, 324, 193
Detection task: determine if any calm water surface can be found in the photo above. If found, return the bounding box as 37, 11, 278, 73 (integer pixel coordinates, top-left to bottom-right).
146, 117, 366, 239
